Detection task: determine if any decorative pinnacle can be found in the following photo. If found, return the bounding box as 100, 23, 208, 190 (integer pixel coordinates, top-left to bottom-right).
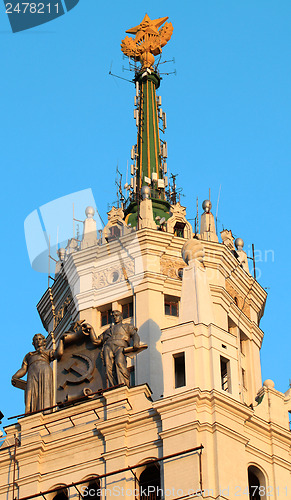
121, 13, 173, 69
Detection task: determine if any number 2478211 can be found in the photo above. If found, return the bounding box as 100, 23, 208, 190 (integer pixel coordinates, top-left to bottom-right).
5, 3, 60, 14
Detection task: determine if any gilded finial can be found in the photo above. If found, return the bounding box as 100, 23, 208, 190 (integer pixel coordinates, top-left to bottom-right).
121, 14, 173, 69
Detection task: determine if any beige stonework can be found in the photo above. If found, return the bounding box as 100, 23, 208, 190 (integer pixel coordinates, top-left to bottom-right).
225, 280, 251, 320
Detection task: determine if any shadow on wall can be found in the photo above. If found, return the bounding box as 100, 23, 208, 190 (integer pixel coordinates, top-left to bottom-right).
136, 319, 164, 401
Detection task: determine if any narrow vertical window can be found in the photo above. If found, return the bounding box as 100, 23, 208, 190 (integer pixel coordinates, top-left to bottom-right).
174, 222, 185, 238
247, 466, 266, 500
101, 309, 112, 327
128, 365, 135, 387
110, 225, 121, 239
174, 352, 186, 388
164, 296, 179, 316
139, 464, 161, 500
82, 479, 101, 499
220, 357, 231, 392
122, 301, 133, 319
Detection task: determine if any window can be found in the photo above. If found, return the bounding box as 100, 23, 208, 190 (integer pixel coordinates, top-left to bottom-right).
220, 357, 231, 392
174, 221, 185, 238
53, 491, 68, 500
80, 479, 101, 499
128, 365, 135, 387
110, 225, 121, 239
174, 352, 186, 388
164, 296, 179, 316
139, 464, 161, 500
122, 301, 133, 319
101, 309, 112, 327
248, 465, 266, 500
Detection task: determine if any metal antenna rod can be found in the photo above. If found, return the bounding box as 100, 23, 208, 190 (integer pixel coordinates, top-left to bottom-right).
73, 203, 75, 239
216, 184, 221, 235
115, 165, 119, 208
252, 244, 257, 280
196, 196, 199, 234
48, 235, 51, 289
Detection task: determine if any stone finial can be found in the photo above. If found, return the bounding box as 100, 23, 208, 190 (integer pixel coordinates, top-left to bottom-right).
55, 248, 66, 275
235, 238, 244, 250
181, 239, 205, 265
139, 189, 157, 229
202, 200, 212, 213
85, 206, 95, 218
81, 206, 98, 249
263, 379, 275, 389
235, 237, 250, 273
57, 248, 66, 261
141, 185, 151, 200
220, 229, 235, 251
200, 200, 218, 242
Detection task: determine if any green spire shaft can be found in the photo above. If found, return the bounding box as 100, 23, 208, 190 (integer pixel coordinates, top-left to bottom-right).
136, 71, 163, 196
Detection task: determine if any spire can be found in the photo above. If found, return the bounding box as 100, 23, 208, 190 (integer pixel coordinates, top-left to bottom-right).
121, 14, 173, 227
135, 69, 163, 192
200, 200, 218, 242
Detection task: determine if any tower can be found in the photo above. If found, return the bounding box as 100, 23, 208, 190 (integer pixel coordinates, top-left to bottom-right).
1, 14, 291, 500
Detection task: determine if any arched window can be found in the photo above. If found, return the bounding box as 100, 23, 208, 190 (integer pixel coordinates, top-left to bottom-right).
174, 222, 185, 238
248, 465, 266, 500
53, 490, 68, 500
139, 464, 161, 500
110, 225, 121, 239
80, 478, 101, 499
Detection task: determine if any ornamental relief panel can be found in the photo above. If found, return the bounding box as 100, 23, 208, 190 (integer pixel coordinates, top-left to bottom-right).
93, 260, 135, 289
225, 281, 251, 319
160, 256, 187, 280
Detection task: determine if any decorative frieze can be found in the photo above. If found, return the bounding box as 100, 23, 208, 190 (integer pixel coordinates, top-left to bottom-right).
160, 256, 186, 279
93, 260, 135, 289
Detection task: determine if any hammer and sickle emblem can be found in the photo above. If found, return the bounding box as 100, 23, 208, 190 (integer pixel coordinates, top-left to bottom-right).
60, 353, 94, 388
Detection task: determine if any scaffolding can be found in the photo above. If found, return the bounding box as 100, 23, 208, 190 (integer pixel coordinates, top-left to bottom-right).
12, 445, 204, 500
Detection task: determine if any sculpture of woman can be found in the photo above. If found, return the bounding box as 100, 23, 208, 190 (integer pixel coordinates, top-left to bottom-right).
11, 333, 64, 414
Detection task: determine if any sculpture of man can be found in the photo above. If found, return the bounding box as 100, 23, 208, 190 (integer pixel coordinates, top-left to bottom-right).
89, 310, 140, 387
11, 333, 64, 414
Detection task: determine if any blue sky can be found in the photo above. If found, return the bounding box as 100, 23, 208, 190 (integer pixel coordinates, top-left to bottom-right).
1, 0, 290, 428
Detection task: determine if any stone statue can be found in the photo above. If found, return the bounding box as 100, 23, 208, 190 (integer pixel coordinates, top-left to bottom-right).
89, 311, 141, 387
11, 333, 64, 414
60, 314, 146, 390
